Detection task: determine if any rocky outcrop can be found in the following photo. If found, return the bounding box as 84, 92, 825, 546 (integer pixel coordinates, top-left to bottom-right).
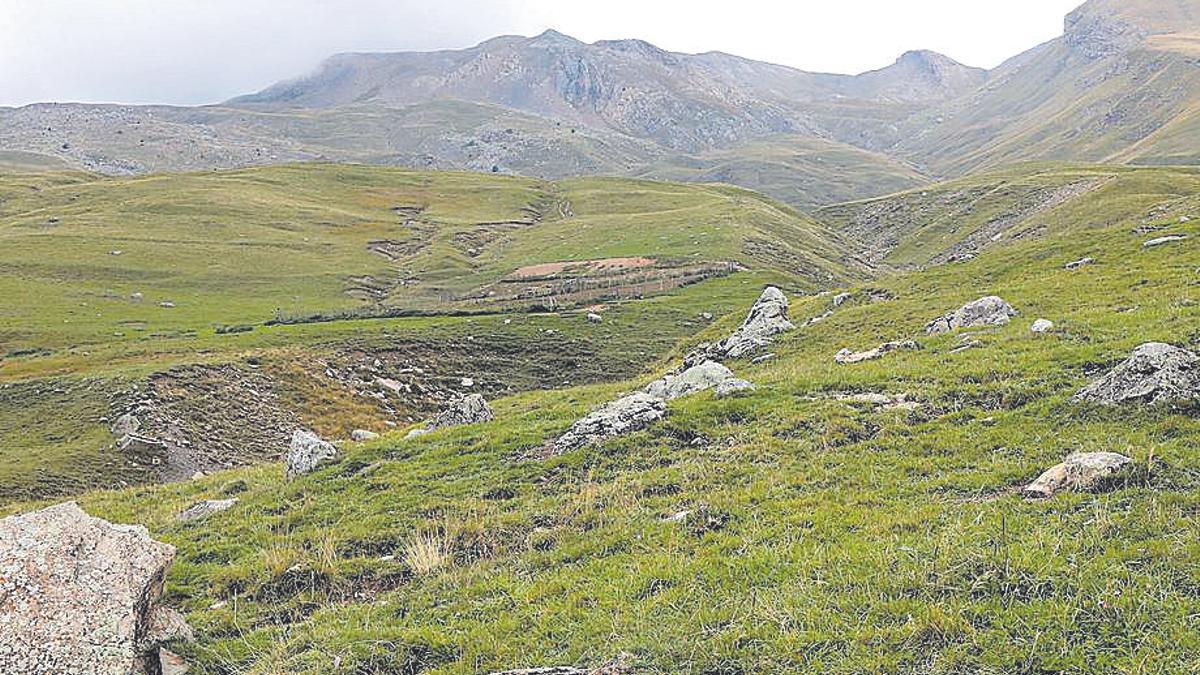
925, 296, 1017, 335
177, 498, 239, 522
1064, 257, 1095, 270
835, 340, 920, 364
285, 430, 339, 479
553, 393, 667, 454
1074, 343, 1200, 405
644, 361, 736, 401
1023, 452, 1134, 498
0, 502, 193, 674
686, 287, 794, 365
407, 394, 496, 439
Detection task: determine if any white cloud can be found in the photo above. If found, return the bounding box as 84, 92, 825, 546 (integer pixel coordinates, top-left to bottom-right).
0, 0, 1084, 106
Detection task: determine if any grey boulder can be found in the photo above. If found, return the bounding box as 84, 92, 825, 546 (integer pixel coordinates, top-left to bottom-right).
925, 296, 1017, 335
554, 393, 666, 454
1023, 452, 1134, 498
1075, 342, 1200, 405
644, 361, 736, 401
0, 502, 193, 675
351, 429, 380, 442
429, 393, 494, 431
715, 378, 756, 399
177, 498, 238, 522
286, 430, 339, 479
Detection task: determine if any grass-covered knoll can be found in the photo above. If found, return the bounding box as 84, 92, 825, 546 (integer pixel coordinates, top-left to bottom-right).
819, 163, 1200, 268
15, 166, 1199, 673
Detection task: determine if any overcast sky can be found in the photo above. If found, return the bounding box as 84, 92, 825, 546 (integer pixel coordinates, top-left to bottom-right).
0, 0, 1085, 107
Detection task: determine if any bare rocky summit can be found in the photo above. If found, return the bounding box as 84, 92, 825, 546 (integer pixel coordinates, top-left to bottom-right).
0, 502, 192, 674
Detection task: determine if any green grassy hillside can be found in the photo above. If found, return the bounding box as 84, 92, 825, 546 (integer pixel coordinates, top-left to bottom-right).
818, 163, 1200, 269
4, 163, 1198, 672
637, 134, 931, 211
0, 164, 856, 502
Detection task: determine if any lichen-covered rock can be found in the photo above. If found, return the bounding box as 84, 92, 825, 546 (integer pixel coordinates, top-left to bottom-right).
925, 296, 1017, 335
0, 502, 193, 674
714, 378, 756, 399
687, 287, 794, 365
554, 393, 666, 454
835, 340, 920, 365
1074, 343, 1200, 404
285, 429, 338, 479
644, 361, 736, 401
177, 498, 238, 522
1023, 452, 1134, 498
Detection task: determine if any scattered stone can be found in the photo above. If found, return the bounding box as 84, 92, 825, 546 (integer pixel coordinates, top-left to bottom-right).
832, 292, 853, 307
285, 430, 339, 479
835, 340, 920, 365
833, 392, 918, 410
159, 301, 176, 308
750, 353, 776, 365
117, 432, 167, 454
686, 287, 794, 364
351, 429, 380, 442
700, 312, 714, 321
1144, 234, 1187, 248
586, 313, 603, 324
0, 502, 193, 674
461, 377, 475, 387
553, 393, 666, 454
645, 361, 736, 401
1023, 452, 1134, 498
177, 498, 238, 522
1064, 257, 1095, 270
405, 427, 430, 440
714, 378, 756, 399
1074, 343, 1200, 404
131, 292, 144, 301
925, 296, 1017, 335
1031, 319, 1055, 334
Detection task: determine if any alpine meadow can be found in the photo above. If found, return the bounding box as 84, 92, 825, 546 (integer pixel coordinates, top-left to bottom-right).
1, 1, 1200, 674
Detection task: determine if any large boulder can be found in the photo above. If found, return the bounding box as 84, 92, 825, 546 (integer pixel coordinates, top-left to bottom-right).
925, 296, 1017, 335
554, 393, 666, 454
1023, 452, 1134, 498
1074, 343, 1200, 404
687, 287, 795, 364
285, 429, 339, 479
0, 502, 193, 674
644, 361, 736, 401
429, 393, 494, 431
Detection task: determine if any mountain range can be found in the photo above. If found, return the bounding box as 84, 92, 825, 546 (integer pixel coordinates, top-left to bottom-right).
2, 0, 1198, 209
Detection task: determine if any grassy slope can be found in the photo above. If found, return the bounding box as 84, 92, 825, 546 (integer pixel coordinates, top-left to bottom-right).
0, 164, 853, 502
635, 134, 931, 211
818, 163, 1200, 268
7, 165, 1199, 672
